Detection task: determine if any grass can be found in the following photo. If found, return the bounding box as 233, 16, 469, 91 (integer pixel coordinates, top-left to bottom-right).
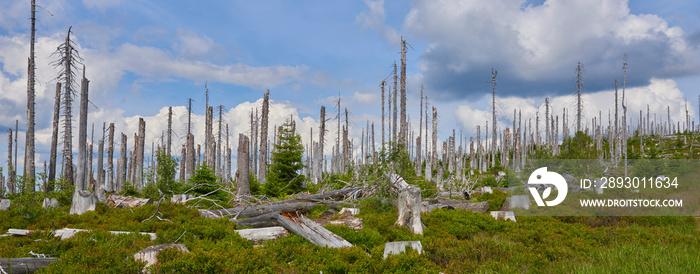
0, 197, 697, 273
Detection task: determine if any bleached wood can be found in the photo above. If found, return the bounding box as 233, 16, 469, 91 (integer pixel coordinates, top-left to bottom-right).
274, 213, 352, 248
134, 244, 188, 271
235, 226, 288, 242
383, 241, 422, 259
0, 257, 57, 274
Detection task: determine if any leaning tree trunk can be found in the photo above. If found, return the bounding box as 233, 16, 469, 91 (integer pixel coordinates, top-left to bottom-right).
258, 90, 270, 183
70, 69, 96, 215
237, 134, 250, 196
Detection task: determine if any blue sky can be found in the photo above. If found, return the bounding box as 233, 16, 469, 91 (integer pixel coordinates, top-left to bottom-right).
1, 0, 700, 175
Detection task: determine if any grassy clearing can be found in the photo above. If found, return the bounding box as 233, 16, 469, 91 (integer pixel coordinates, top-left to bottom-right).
1, 197, 698, 273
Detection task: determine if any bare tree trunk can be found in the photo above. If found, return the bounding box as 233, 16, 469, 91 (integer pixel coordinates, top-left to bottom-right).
48, 83, 61, 191
237, 134, 250, 196
432, 107, 437, 181
186, 133, 195, 180
393, 61, 398, 146
97, 137, 104, 194
107, 123, 114, 191
258, 90, 270, 183
399, 38, 407, 146
576, 62, 583, 133
217, 105, 223, 179
119, 133, 127, 192
167, 106, 172, 156
135, 118, 146, 189
381, 81, 385, 155
7, 129, 15, 195
25, 0, 37, 183
70, 69, 96, 215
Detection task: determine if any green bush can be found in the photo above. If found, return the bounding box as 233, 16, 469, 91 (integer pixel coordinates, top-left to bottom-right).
473, 189, 508, 211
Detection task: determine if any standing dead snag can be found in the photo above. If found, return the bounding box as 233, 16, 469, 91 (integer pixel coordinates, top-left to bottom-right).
258, 90, 270, 184
70, 67, 96, 215
399, 37, 407, 145
237, 134, 250, 196
47, 82, 61, 190
25, 0, 38, 183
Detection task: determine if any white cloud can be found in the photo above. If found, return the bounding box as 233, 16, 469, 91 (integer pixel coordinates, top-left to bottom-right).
405, 0, 699, 98
356, 0, 401, 45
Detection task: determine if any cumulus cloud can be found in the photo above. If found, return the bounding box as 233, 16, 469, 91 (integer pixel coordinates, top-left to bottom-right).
356, 0, 401, 45
405, 0, 700, 100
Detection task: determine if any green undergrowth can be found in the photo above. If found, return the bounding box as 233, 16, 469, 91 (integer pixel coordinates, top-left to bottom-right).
0, 197, 698, 273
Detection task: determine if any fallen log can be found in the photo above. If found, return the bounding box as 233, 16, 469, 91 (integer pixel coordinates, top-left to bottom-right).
321, 217, 363, 231
200, 201, 358, 219
106, 194, 151, 208
0, 257, 58, 274
275, 187, 362, 204
235, 226, 288, 243
4, 228, 156, 241
273, 213, 353, 248
230, 212, 280, 228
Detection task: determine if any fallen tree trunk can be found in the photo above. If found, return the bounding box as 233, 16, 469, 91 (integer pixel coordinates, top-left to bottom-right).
431, 200, 491, 214
273, 213, 353, 248
200, 201, 357, 219
320, 217, 363, 231
0, 257, 58, 274
235, 226, 288, 243
106, 195, 151, 208
230, 211, 280, 228
274, 187, 362, 203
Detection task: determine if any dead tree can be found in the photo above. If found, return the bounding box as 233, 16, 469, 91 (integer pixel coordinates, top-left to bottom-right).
431, 107, 438, 181
7, 129, 15, 195
134, 118, 146, 189
107, 123, 115, 192
381, 81, 385, 154
70, 68, 96, 215
167, 106, 172, 156
576, 62, 583, 133
393, 61, 398, 146
24, 0, 38, 182
258, 90, 270, 183
118, 133, 127, 192
48, 82, 61, 190
399, 38, 407, 145
186, 133, 195, 179
237, 134, 250, 196
491, 68, 498, 168
51, 27, 83, 186
217, 105, 223, 179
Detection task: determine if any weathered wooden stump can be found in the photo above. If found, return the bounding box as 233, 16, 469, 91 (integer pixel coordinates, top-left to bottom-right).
396, 186, 424, 235
0, 199, 10, 210
69, 190, 97, 215
490, 211, 516, 222
134, 244, 189, 272
42, 198, 60, 209
235, 226, 288, 243
0, 257, 58, 273
383, 241, 423, 259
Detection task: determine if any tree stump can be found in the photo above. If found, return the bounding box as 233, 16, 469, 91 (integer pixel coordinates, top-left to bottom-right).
0, 199, 10, 210
42, 198, 60, 209
69, 190, 97, 215
490, 211, 516, 222
134, 244, 189, 272
383, 241, 422, 259
396, 186, 424, 235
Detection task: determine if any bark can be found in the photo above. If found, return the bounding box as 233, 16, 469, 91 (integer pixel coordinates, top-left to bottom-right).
258, 90, 270, 183
396, 186, 424, 235
7, 130, 14, 195
230, 211, 280, 228
0, 257, 57, 274
179, 144, 186, 182
274, 212, 353, 248
134, 244, 189, 271
393, 61, 398, 145
118, 133, 127, 192
135, 118, 146, 189
75, 71, 89, 191
106, 123, 114, 192
237, 134, 250, 196
186, 133, 195, 179
235, 226, 288, 243
47, 83, 61, 189
399, 38, 407, 145
381, 81, 385, 155
96, 139, 104, 195
199, 201, 356, 219
167, 106, 172, 156
24, 0, 37, 183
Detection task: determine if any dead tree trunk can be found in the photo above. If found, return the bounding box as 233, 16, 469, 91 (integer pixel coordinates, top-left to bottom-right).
106, 123, 114, 192
0, 257, 58, 273
96, 138, 104, 195
399, 38, 407, 145
118, 133, 127, 192
167, 106, 172, 156
7, 129, 15, 195
186, 133, 195, 180
24, 0, 37, 183
237, 134, 250, 196
431, 107, 438, 181
70, 68, 96, 215
135, 118, 146, 189
393, 61, 398, 146
576, 62, 583, 133
48, 83, 61, 190
316, 106, 325, 182
273, 213, 353, 248
258, 90, 270, 183
391, 174, 424, 235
